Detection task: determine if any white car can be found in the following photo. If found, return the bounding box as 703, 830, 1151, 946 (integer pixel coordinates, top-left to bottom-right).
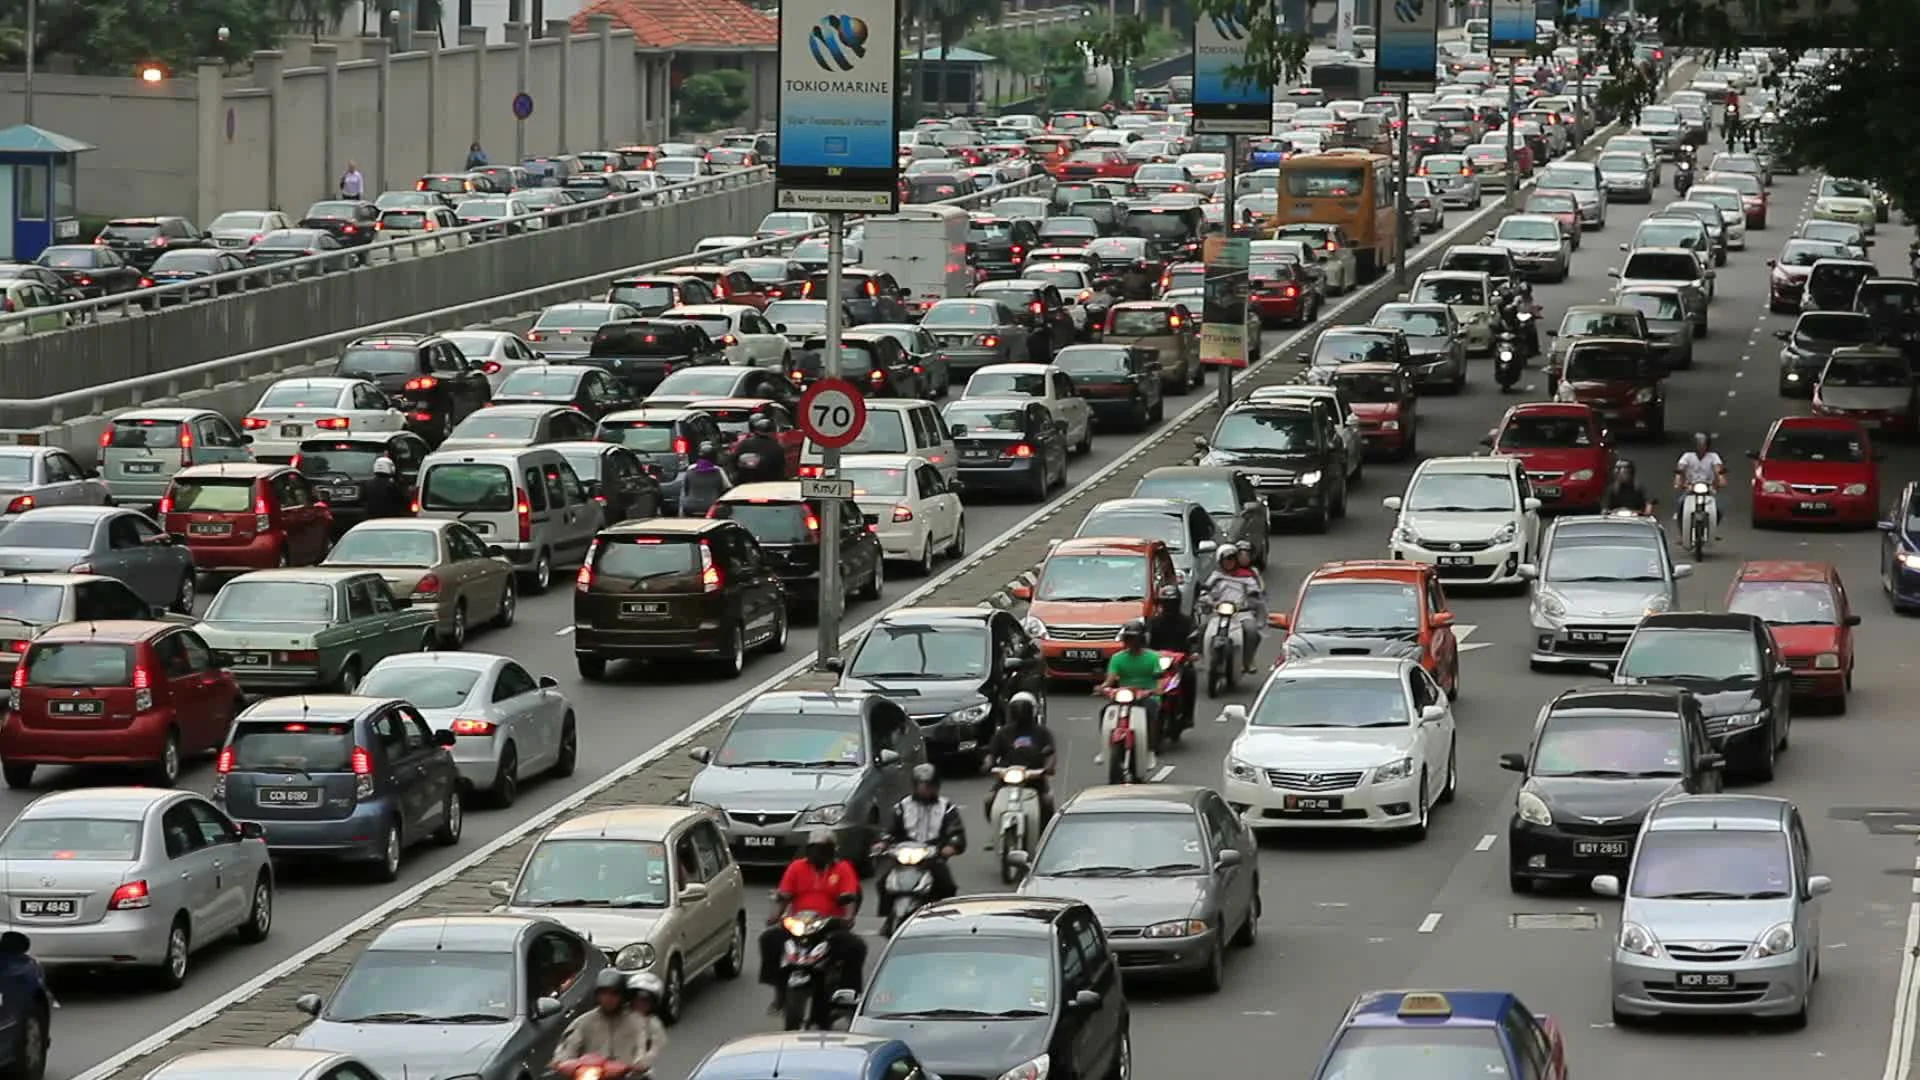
962, 363, 1094, 454
1266, 227, 1358, 294
693, 234, 756, 255
1406, 270, 1497, 355
1246, 385, 1364, 481
356, 651, 576, 804
241, 377, 407, 463
530, 301, 642, 359
799, 399, 958, 484
1219, 656, 1457, 836
663, 303, 788, 368
840, 453, 966, 574
1382, 455, 1541, 586
440, 329, 547, 391
1687, 186, 1750, 250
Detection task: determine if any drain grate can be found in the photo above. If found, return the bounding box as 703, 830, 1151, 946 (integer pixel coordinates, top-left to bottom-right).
1510, 912, 1602, 930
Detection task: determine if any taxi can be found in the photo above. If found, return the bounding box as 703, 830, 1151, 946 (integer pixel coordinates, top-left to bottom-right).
1270, 561, 1460, 698
1310, 990, 1568, 1080
1011, 536, 1176, 680
1727, 560, 1859, 710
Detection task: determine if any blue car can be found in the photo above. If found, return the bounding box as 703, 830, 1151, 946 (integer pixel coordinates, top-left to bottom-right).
0, 932, 54, 1080
688, 1034, 921, 1080
1308, 990, 1568, 1080
1879, 480, 1920, 609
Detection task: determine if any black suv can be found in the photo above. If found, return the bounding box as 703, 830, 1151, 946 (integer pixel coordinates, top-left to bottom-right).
1613, 611, 1794, 782
333, 333, 493, 444
830, 606, 1046, 761
709, 484, 885, 617
298, 200, 381, 252
95, 216, 210, 270
802, 269, 910, 324
967, 215, 1042, 278
969, 280, 1076, 358
793, 332, 927, 398
1195, 400, 1348, 532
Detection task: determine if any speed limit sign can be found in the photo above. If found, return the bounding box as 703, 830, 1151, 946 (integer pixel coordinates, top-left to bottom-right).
797, 378, 867, 450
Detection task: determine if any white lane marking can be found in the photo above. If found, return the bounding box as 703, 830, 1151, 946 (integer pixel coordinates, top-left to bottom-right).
1418, 912, 1444, 933
1149, 764, 1176, 782
1881, 851, 1920, 1080
1475, 834, 1497, 852
1455, 623, 1493, 653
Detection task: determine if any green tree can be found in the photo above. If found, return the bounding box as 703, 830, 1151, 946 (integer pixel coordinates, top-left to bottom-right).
677, 69, 750, 132
0, 0, 283, 74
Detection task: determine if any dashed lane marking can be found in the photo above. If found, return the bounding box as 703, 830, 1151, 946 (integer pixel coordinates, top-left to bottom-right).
1418, 912, 1444, 933
1475, 833, 1498, 851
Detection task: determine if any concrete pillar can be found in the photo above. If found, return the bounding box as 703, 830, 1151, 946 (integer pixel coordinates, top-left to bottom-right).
590, 13, 613, 147
195, 61, 224, 230
659, 57, 673, 141
312, 44, 341, 207
423, 32, 441, 171
251, 50, 287, 210
506, 22, 531, 161
395, 2, 415, 55
459, 26, 487, 150
636, 57, 650, 141
363, 36, 393, 193
547, 18, 572, 152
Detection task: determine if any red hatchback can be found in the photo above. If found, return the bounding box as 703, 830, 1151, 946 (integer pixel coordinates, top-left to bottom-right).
1484, 402, 1614, 512
1725, 560, 1859, 710
160, 463, 333, 572
0, 620, 242, 788
1748, 416, 1881, 528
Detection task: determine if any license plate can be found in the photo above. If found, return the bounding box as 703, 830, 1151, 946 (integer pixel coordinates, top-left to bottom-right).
741, 836, 776, 847
258, 787, 320, 807
1535, 486, 1562, 498
16, 899, 74, 917
1064, 649, 1103, 660
962, 449, 992, 459
122, 461, 160, 474
621, 601, 666, 616
230, 652, 270, 666
1570, 631, 1611, 643
1797, 501, 1829, 511
279, 424, 303, 438
1283, 795, 1343, 812
1676, 971, 1734, 989
1574, 840, 1629, 857
468, 521, 493, 534
325, 485, 360, 501
189, 523, 232, 536
48, 699, 102, 716
1437, 555, 1475, 567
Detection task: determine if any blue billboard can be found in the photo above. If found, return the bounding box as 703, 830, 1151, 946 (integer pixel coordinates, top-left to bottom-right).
1192, 1, 1273, 134
1373, 0, 1439, 92
775, 0, 902, 211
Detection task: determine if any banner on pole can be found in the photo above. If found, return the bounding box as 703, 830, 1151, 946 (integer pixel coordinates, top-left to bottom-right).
1487, 0, 1533, 59
1372, 0, 1439, 92
1200, 237, 1250, 369
1192, 1, 1274, 135
775, 0, 902, 211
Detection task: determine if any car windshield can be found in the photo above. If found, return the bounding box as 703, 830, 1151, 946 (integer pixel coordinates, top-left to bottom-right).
1133, 474, 1235, 517
327, 527, 440, 568
1795, 314, 1876, 343
498, 370, 586, 396
1498, 218, 1562, 241
0, 583, 64, 623
1599, 153, 1646, 172
847, 622, 988, 679
1031, 811, 1208, 877
356, 664, 478, 708
1035, 553, 1146, 602
1080, 509, 1186, 552
1636, 223, 1703, 248
1824, 354, 1909, 386
0, 521, 92, 550
1315, 333, 1395, 364
1544, 532, 1664, 581
1322, 1026, 1511, 1078
326, 948, 516, 1023
1860, 286, 1920, 315
1500, 415, 1593, 448
1248, 676, 1409, 727
1565, 348, 1645, 381
1618, 628, 1759, 680
1621, 292, 1683, 320
205, 581, 335, 624
863, 938, 1052, 1019
1820, 177, 1873, 199
1109, 309, 1173, 336
1293, 581, 1419, 634
923, 302, 999, 328
512, 839, 671, 908
1405, 472, 1516, 512
1284, 167, 1366, 197
1412, 279, 1485, 305
765, 301, 829, 327
449, 414, 538, 441
228, 719, 354, 771
1629, 831, 1794, 900
714, 711, 865, 767
967, 372, 1046, 398
1767, 428, 1865, 462
1727, 581, 1838, 625
1212, 410, 1316, 452
1533, 712, 1685, 776
1, 817, 141, 860
1372, 308, 1448, 335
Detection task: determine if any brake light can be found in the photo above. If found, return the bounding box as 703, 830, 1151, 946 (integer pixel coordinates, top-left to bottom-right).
798, 464, 823, 477
801, 281, 815, 297
343, 224, 358, 234
250, 234, 263, 244
1168, 314, 1184, 328
254, 493, 272, 533
404, 376, 439, 391
75, 275, 93, 287
721, 334, 739, 346
179, 428, 193, 466
351, 745, 375, 798
527, 330, 543, 341
1030, 300, 1044, 314
374, 221, 385, 230
152, 237, 169, 247
4, 495, 32, 514
1011, 244, 1026, 256
132, 664, 154, 711
892, 504, 913, 522
869, 369, 885, 384
450, 718, 496, 735
7, 641, 26, 654
276, 650, 318, 663
2, 299, 13, 314
1461, 166, 1474, 176
482, 360, 501, 374
672, 436, 689, 456
216, 747, 234, 773
1325, 241, 1339, 251
699, 541, 722, 592
108, 881, 151, 910
804, 510, 822, 534
314, 417, 350, 430
9, 662, 23, 710
99, 430, 112, 447
241, 416, 270, 430
1004, 443, 1035, 458
412, 573, 441, 599
158, 494, 173, 515
515, 490, 532, 542
977, 334, 1000, 348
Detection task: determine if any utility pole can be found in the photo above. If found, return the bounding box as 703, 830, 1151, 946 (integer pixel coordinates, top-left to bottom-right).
814, 213, 847, 669
1217, 137, 1239, 411
1395, 90, 1411, 282
1503, 58, 1518, 209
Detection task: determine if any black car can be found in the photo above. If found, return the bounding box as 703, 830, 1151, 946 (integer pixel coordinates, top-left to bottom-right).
1064, 198, 1126, 237
298, 200, 381, 251
140, 249, 253, 305
1613, 611, 1794, 781
802, 269, 910, 324
1120, 204, 1205, 263
293, 432, 432, 534
1502, 684, 1723, 893
1082, 236, 1166, 301
333, 333, 493, 444
245, 229, 349, 279
490, 364, 634, 421
94, 216, 210, 270
1051, 343, 1163, 429
792, 332, 927, 398
943, 398, 1070, 501
585, 319, 728, 396
1035, 216, 1101, 250
708, 485, 884, 615
845, 895, 1131, 1080
1774, 310, 1879, 396
1194, 400, 1348, 532
1130, 465, 1271, 567
33, 244, 144, 298
970, 280, 1076, 358
968, 215, 1042, 278
726, 257, 809, 301
1302, 326, 1411, 382
0, 263, 86, 307
549, 440, 663, 523
1855, 276, 1920, 349
829, 606, 1046, 761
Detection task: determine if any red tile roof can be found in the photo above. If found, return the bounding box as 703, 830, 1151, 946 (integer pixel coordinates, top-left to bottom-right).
572, 0, 776, 49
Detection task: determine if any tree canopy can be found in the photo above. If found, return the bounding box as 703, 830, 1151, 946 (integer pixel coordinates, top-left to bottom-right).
0, 0, 287, 75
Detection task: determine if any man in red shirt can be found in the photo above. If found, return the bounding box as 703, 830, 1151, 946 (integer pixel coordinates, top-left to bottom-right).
759, 828, 867, 1012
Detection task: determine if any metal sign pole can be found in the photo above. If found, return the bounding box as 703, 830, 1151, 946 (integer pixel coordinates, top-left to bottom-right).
1217, 137, 1239, 413
816, 211, 846, 670
1504, 58, 1518, 209
1395, 90, 1411, 283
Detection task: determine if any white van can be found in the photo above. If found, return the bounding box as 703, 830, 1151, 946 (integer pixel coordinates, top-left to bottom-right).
415, 446, 604, 593
798, 399, 956, 484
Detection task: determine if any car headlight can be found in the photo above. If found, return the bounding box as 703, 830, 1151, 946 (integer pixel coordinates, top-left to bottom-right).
1569, 469, 1593, 481
1374, 756, 1415, 783
1619, 921, 1663, 958
1023, 616, 1047, 637
1814, 652, 1840, 670
1844, 482, 1869, 496
1900, 550, 1920, 570
946, 702, 992, 725
1633, 387, 1656, 403
1752, 921, 1795, 957
1644, 594, 1672, 615
1516, 790, 1552, 826
1535, 591, 1567, 619
1761, 480, 1787, 494
798, 803, 847, 826
614, 942, 655, 970
1716, 711, 1763, 730
1490, 522, 1517, 545
1394, 523, 1418, 546
1145, 919, 1209, 938
996, 1054, 1051, 1080
1380, 419, 1400, 430
1225, 755, 1257, 782
1298, 470, 1322, 487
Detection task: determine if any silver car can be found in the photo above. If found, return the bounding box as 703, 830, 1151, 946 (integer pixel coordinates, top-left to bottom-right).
0, 787, 274, 986
1594, 794, 1827, 1026
1073, 498, 1217, 612
1536, 161, 1608, 228
1615, 285, 1700, 369
358, 652, 577, 806
1416, 153, 1482, 208
287, 915, 601, 1079
0, 446, 110, 518
1523, 515, 1691, 669
1485, 214, 1571, 282
1596, 151, 1657, 202
142, 1049, 388, 1080
205, 210, 292, 250
442, 330, 548, 392
0, 506, 197, 613
440, 404, 597, 451
530, 301, 641, 360
490, 805, 747, 1020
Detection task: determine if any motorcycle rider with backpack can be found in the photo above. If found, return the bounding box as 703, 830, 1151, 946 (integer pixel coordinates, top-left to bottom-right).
732, 414, 790, 484
679, 442, 733, 517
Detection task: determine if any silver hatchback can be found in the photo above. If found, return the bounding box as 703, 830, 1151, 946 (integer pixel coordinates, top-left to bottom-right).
1523, 515, 1691, 669
1594, 794, 1827, 1026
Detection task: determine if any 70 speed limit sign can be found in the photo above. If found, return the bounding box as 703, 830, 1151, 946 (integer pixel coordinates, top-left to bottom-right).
797, 378, 868, 450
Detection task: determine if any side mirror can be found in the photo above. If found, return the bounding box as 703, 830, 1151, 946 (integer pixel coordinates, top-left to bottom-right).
830, 988, 859, 1008
1523, 496, 1543, 512
879, 748, 902, 766
1419, 704, 1446, 724
1010, 582, 1033, 600
534, 996, 565, 1020
1268, 612, 1290, 630
240, 821, 266, 839
1006, 849, 1032, 868
775, 323, 788, 333
1807, 874, 1833, 897
1479, 433, 1495, 447
1765, 258, 1777, 267
1215, 848, 1243, 869
1072, 989, 1102, 1009
1846, 613, 1863, 626
486, 544, 507, 557
1697, 752, 1726, 772
678, 882, 710, 904
489, 880, 512, 900
295, 993, 324, 1017
1617, 242, 1629, 251
1295, 350, 1310, 363
1606, 268, 1620, 277
1773, 329, 1790, 342
1192, 435, 1209, 450
823, 657, 844, 673
1217, 703, 1249, 725
1197, 540, 1217, 554
1381, 495, 1403, 511
434, 729, 457, 747
1499, 752, 1526, 772
1395, 292, 1409, 302
1517, 563, 1538, 579
1545, 329, 1558, 338
687, 746, 712, 763
239, 433, 254, 445
1673, 563, 1693, 579
1590, 874, 1622, 898
1431, 610, 1455, 628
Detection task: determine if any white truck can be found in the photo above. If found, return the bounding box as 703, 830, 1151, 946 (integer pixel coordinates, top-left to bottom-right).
860, 205, 972, 315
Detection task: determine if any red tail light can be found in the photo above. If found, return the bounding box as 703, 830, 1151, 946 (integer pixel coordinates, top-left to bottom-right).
672, 436, 689, 456
99, 430, 112, 447
108, 881, 151, 910
158, 494, 174, 515
4, 299, 16, 314
450, 718, 496, 735
216, 747, 234, 773
152, 237, 169, 247
1283, 285, 1298, 298
577, 540, 599, 591
4, 495, 32, 514
254, 493, 272, 533
351, 746, 373, 775
1029, 300, 1044, 314
132, 664, 154, 711
892, 504, 913, 522
75, 276, 93, 286
250, 234, 263, 245
1004, 443, 1035, 458
978, 334, 1000, 348
241, 416, 270, 430
699, 541, 722, 592
514, 490, 532, 541
7, 641, 27, 654
798, 464, 823, 478
413, 573, 441, 597
374, 221, 386, 231
1168, 314, 1184, 328
868, 369, 885, 384
343, 224, 358, 234
404, 376, 439, 391
179, 428, 193, 466
527, 330, 543, 342
482, 360, 502, 374
721, 334, 739, 346
314, 417, 350, 430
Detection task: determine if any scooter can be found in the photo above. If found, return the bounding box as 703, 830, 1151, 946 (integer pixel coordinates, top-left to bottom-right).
1096, 681, 1161, 785
1494, 331, 1524, 392
989, 768, 1046, 883
1206, 600, 1247, 696
1159, 647, 1195, 745
1681, 480, 1717, 560
1674, 159, 1694, 194
875, 841, 942, 935
776, 911, 842, 1031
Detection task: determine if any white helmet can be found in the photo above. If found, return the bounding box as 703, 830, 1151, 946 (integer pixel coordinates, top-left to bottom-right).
627, 970, 665, 1002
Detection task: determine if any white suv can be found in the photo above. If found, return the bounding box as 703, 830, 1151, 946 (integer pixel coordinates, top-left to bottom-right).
1382, 455, 1541, 587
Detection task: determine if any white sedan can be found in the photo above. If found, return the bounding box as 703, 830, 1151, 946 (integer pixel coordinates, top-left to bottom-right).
841, 453, 967, 574
962, 362, 1094, 454
241, 377, 407, 463
1382, 456, 1541, 587
663, 303, 788, 368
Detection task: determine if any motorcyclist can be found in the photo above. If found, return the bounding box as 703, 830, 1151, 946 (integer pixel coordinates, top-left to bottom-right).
552, 969, 667, 1070
759, 829, 866, 1011
1095, 619, 1166, 771
1503, 283, 1543, 358
362, 456, 409, 519
678, 441, 732, 517
1601, 459, 1655, 514
878, 763, 966, 906
1145, 583, 1199, 742
732, 415, 790, 484
1673, 432, 1726, 541
1201, 546, 1266, 673
985, 691, 1057, 831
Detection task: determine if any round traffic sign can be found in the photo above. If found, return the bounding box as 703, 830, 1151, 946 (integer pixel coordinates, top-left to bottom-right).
798, 378, 868, 450
512, 91, 535, 120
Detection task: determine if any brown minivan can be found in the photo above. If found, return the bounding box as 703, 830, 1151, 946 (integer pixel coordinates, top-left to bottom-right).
572, 518, 788, 681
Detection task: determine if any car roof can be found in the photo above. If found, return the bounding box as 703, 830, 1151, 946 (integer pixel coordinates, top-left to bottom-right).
740, 690, 871, 718
693, 1033, 905, 1077
464, 404, 576, 418
600, 518, 729, 537
1732, 560, 1835, 585
1269, 655, 1411, 678
1047, 536, 1157, 557
901, 894, 1072, 939
603, 407, 702, 422
175, 463, 286, 479
1062, 783, 1207, 814
1343, 989, 1514, 1028
370, 914, 544, 951
238, 694, 390, 721
721, 482, 810, 503
144, 1049, 350, 1080
1306, 559, 1427, 583
1086, 497, 1187, 517
113, 408, 217, 421
12, 505, 118, 523
422, 446, 563, 464
1646, 793, 1790, 832
1507, 401, 1594, 417
544, 804, 714, 842
265, 377, 358, 390
36, 619, 171, 644
228, 567, 370, 586
1140, 465, 1239, 481
24, 786, 184, 820
876, 606, 994, 630
1638, 611, 1763, 633
976, 362, 1054, 375
841, 453, 930, 470
1551, 684, 1689, 714
1415, 455, 1513, 475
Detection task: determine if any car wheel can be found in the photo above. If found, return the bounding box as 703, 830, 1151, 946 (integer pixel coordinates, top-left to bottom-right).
155, 916, 191, 990
442, 602, 467, 649
945, 515, 966, 558
489, 745, 520, 808
576, 654, 607, 681
863, 557, 885, 601
914, 539, 935, 577
718, 623, 747, 678
433, 788, 463, 845
238, 873, 273, 943
1438, 738, 1458, 803
553, 715, 578, 776
660, 957, 686, 1025
171, 571, 196, 614
371, 821, 403, 882
148, 729, 181, 788
0, 763, 30, 789
716, 915, 747, 979
1405, 774, 1430, 841
492, 578, 517, 628
523, 550, 553, 593
336, 659, 362, 694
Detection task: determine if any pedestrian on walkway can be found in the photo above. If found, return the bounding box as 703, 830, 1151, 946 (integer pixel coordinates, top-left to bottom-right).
340, 161, 365, 199
466, 142, 489, 169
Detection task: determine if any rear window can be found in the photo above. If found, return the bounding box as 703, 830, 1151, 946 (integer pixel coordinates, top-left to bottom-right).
38, 248, 98, 268
169, 479, 256, 513
449, 414, 537, 441
591, 536, 701, 587
107, 419, 185, 449
832, 412, 907, 454
599, 421, 677, 452
969, 221, 1013, 241
1108, 309, 1171, 336
710, 501, 816, 544
258, 385, 345, 409
0, 583, 64, 623
797, 346, 877, 373
297, 442, 386, 475
337, 345, 420, 377
381, 212, 429, 228
229, 720, 354, 772
0, 521, 95, 549
497, 370, 583, 397
306, 202, 360, 219
356, 666, 478, 709
537, 307, 620, 330
592, 325, 683, 356
967, 371, 1047, 397
608, 284, 676, 310
23, 642, 132, 687
1122, 212, 1191, 239
0, 818, 140, 861
101, 223, 162, 241
1283, 167, 1366, 197
421, 463, 516, 511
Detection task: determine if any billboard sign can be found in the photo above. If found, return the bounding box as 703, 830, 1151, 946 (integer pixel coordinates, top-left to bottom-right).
1488, 0, 1534, 58
1193, 2, 1274, 135
775, 0, 902, 212
1200, 236, 1251, 369
1372, 0, 1439, 92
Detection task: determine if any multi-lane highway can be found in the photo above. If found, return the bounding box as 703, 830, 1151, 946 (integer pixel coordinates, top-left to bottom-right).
45, 127, 1920, 1080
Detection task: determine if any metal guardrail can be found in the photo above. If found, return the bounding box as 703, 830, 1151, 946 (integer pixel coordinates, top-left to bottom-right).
0, 172, 1056, 431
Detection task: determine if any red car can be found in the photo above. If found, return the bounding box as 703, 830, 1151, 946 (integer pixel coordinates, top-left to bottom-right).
1705, 171, 1769, 228
1484, 402, 1614, 512
1052, 149, 1137, 181
160, 463, 334, 572
1556, 339, 1665, 438
1766, 240, 1829, 313
1748, 415, 1881, 528
1248, 260, 1316, 325
1331, 363, 1417, 459
1725, 559, 1859, 710
0, 620, 243, 788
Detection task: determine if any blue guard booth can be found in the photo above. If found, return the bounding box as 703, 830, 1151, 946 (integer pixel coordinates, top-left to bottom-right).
0, 126, 93, 263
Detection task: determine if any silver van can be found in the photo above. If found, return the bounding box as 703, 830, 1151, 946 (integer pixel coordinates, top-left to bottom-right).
99, 407, 254, 511
798, 399, 957, 484
415, 446, 604, 592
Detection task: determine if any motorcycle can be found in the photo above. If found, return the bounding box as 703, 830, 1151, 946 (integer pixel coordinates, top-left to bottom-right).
1681, 480, 1716, 560
1206, 600, 1249, 696
1159, 646, 1194, 744
876, 841, 942, 935
989, 767, 1046, 883
554, 1055, 638, 1080
1495, 332, 1524, 392
776, 911, 842, 1031
1673, 159, 1694, 194
1096, 682, 1159, 785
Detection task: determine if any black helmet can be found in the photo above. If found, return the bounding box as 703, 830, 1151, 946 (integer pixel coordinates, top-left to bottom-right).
750, 414, 776, 434
1006, 691, 1040, 727
1120, 618, 1147, 644
696, 441, 718, 461
1155, 584, 1181, 606
593, 968, 631, 996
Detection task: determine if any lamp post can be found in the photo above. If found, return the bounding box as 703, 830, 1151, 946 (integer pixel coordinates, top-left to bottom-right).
23, 0, 36, 124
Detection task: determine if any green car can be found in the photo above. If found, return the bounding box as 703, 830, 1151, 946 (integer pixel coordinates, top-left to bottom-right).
195, 567, 441, 693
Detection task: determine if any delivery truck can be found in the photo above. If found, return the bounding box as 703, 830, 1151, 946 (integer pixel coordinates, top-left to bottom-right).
859, 205, 972, 316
